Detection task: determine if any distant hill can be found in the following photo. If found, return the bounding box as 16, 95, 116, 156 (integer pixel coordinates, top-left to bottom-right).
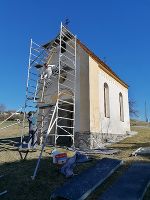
130, 119, 150, 126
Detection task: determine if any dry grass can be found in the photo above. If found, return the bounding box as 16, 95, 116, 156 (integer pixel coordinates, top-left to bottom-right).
130, 119, 150, 127
0, 123, 150, 199
87, 126, 150, 200
0, 121, 28, 138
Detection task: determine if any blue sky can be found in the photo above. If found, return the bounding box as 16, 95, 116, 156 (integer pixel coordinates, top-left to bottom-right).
0, 0, 150, 120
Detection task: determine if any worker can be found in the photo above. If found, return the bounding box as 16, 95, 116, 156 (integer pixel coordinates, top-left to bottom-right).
27, 111, 37, 147
42, 63, 55, 79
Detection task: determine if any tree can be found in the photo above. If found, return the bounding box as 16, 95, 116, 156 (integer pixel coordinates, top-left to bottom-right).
0, 104, 6, 113
129, 99, 138, 117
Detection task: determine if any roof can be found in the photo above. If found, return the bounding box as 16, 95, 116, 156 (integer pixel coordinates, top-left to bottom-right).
77, 39, 128, 88
43, 36, 128, 89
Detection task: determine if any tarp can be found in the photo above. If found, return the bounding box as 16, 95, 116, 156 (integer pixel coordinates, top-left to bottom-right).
50, 158, 122, 200
99, 162, 150, 200
132, 147, 150, 156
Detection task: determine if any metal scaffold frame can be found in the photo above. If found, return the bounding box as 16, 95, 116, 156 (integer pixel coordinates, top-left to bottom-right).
54, 23, 77, 146
21, 32, 63, 142
31, 23, 77, 180
21, 38, 51, 141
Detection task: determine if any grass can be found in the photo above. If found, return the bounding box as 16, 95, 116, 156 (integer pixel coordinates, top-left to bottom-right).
0, 122, 150, 199
87, 126, 150, 200
130, 119, 150, 127
0, 121, 28, 138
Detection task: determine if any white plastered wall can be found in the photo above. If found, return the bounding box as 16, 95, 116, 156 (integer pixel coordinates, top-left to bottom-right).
75, 45, 90, 133
99, 68, 130, 134
89, 56, 130, 135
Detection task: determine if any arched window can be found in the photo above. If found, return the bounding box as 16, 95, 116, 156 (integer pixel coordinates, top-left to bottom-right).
119, 92, 124, 121
104, 83, 110, 118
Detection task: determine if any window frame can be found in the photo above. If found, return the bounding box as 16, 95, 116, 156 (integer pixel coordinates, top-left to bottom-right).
119, 92, 124, 122
104, 82, 110, 118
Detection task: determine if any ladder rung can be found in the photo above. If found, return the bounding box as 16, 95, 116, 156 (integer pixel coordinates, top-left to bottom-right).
31, 47, 40, 53
56, 134, 74, 137
59, 83, 74, 91
57, 125, 74, 129
61, 39, 75, 51
59, 75, 74, 84
59, 94, 74, 101
30, 59, 39, 65
58, 99, 74, 105
58, 117, 74, 121
61, 31, 75, 43
62, 25, 76, 38
59, 44, 75, 57
60, 53, 75, 64
31, 52, 39, 58
32, 41, 42, 48
58, 107, 74, 113
61, 61, 75, 70
62, 64, 75, 71
57, 126, 73, 136
60, 38, 75, 50
60, 68, 75, 77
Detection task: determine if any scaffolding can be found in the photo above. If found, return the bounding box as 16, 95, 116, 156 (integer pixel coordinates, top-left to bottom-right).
22, 23, 76, 146
21, 38, 52, 142
21, 23, 77, 179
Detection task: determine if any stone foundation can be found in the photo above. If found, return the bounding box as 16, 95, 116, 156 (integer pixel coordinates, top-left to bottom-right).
75, 132, 91, 150
38, 131, 129, 149
75, 132, 128, 149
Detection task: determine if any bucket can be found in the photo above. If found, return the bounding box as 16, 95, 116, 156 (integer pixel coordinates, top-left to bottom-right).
51, 149, 60, 164
55, 153, 67, 165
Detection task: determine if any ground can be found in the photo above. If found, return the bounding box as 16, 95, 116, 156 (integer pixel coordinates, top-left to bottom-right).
0, 121, 150, 200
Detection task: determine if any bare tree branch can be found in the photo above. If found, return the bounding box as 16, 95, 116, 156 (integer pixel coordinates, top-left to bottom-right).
129, 99, 138, 117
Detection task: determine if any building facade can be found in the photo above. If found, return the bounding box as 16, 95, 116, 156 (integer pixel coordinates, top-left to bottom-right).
37, 29, 130, 149
74, 41, 130, 149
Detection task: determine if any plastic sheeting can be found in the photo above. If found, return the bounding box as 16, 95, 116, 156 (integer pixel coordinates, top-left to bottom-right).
60, 152, 89, 178
51, 158, 122, 200
99, 162, 150, 200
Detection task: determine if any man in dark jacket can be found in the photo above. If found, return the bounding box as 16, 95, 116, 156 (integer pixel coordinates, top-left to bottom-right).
27, 111, 37, 147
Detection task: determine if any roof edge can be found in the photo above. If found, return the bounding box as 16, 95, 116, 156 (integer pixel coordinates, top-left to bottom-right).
77, 39, 128, 89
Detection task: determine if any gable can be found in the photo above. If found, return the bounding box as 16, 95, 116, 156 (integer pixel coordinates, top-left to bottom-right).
77, 39, 128, 89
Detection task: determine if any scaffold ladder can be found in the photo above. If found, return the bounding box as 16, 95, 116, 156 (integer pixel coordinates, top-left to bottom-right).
32, 23, 77, 180
21, 39, 56, 143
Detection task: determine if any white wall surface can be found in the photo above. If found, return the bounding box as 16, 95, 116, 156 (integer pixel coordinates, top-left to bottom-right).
98, 68, 130, 135
74, 45, 90, 133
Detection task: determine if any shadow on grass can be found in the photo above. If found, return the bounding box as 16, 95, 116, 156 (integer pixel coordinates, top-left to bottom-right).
0, 154, 97, 200
0, 157, 61, 200
0, 136, 30, 152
